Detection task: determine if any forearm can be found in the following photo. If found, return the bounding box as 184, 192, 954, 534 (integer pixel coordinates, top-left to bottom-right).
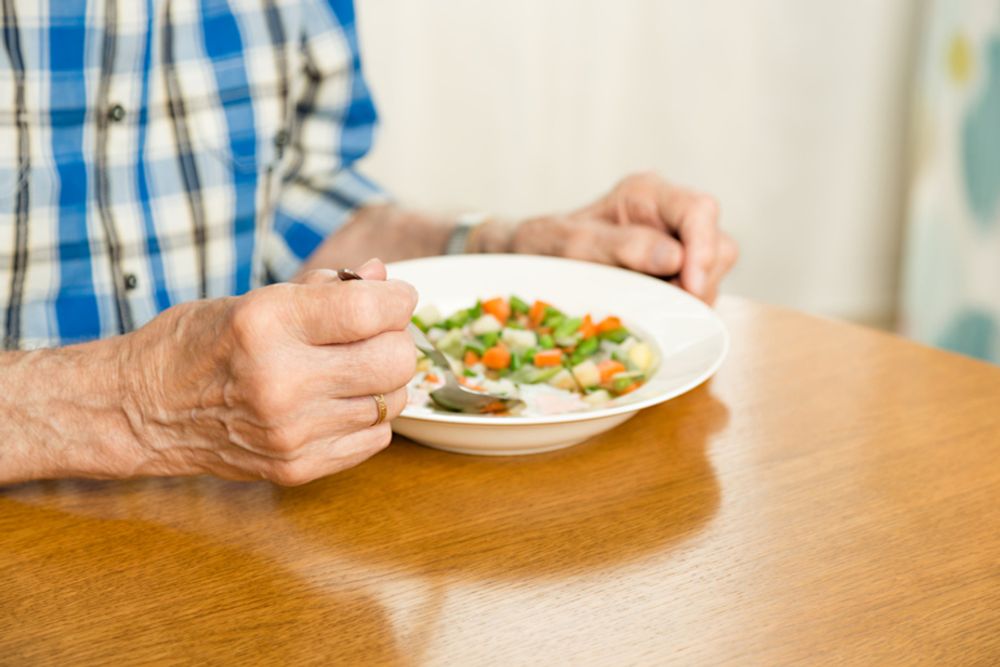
0, 339, 146, 484
298, 203, 519, 275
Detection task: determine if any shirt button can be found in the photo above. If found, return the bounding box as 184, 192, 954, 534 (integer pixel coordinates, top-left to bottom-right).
108, 104, 126, 122
274, 129, 290, 158
124, 273, 138, 290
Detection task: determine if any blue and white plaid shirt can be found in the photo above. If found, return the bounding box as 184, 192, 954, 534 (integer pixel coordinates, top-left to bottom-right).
0, 0, 385, 350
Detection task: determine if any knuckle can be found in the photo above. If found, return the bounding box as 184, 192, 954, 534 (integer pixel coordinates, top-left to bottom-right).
390, 280, 419, 318
229, 292, 273, 349
382, 333, 418, 387
244, 370, 291, 419
266, 424, 303, 456
268, 460, 315, 487
344, 287, 380, 338
627, 170, 660, 187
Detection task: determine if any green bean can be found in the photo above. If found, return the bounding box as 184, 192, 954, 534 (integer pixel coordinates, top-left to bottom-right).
509, 295, 530, 314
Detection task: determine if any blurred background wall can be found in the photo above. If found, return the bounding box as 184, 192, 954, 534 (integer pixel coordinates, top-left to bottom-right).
354, 1, 922, 326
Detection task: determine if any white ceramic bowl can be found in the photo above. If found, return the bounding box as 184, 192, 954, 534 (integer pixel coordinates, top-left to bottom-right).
388, 255, 728, 455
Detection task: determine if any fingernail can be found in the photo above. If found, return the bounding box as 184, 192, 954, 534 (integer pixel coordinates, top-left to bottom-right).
359, 257, 382, 271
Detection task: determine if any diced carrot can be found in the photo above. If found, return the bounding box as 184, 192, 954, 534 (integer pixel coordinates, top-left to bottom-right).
464, 350, 480, 367
533, 349, 564, 367
597, 316, 622, 333
618, 382, 640, 395
482, 344, 512, 370
529, 300, 550, 327
597, 359, 627, 383
482, 401, 508, 413
579, 314, 597, 339
425, 373, 440, 383
482, 297, 511, 326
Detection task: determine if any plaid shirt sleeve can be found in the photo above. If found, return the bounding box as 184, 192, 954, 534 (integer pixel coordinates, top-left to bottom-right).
0, 0, 385, 350
263, 0, 389, 282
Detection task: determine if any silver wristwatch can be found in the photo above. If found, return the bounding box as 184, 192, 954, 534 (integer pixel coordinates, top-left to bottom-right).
445, 212, 489, 255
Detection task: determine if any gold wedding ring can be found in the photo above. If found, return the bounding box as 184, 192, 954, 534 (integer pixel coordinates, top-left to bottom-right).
371, 393, 388, 426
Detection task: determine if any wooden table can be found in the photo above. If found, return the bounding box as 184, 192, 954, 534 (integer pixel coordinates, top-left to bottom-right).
2, 298, 998, 665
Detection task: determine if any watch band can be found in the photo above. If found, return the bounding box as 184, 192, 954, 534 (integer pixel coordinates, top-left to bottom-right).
445, 213, 489, 255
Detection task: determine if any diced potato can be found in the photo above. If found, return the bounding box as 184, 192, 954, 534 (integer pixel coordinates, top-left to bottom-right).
470, 314, 502, 335
437, 329, 464, 358
483, 378, 517, 397
548, 368, 577, 391
416, 357, 432, 373
501, 328, 538, 351
571, 359, 601, 388
627, 342, 655, 373
583, 389, 612, 405
415, 304, 443, 328
427, 327, 447, 343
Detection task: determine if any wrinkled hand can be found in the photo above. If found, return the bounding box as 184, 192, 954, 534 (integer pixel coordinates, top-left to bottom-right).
511, 172, 738, 303
122, 259, 417, 485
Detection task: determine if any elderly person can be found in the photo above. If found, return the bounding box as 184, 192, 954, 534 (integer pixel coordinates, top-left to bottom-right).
0, 0, 737, 485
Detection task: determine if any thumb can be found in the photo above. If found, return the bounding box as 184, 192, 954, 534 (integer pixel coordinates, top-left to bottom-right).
354, 257, 387, 281
291, 258, 386, 285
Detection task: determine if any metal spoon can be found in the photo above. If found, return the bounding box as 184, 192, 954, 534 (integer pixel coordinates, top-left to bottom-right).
336, 268, 525, 414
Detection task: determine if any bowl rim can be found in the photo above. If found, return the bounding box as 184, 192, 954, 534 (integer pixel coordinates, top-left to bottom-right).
389, 254, 730, 426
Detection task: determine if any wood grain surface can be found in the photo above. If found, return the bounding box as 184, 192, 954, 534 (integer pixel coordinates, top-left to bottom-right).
2, 297, 999, 666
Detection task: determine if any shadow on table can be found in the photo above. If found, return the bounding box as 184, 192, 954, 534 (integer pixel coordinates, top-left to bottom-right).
279, 386, 730, 581
0, 500, 401, 664
0, 386, 728, 662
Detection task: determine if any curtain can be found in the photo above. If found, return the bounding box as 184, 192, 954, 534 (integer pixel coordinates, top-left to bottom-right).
901, 2, 1000, 362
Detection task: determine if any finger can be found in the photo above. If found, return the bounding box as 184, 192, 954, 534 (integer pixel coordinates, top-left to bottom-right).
572, 221, 684, 277
668, 195, 720, 299
265, 424, 394, 486
293, 257, 386, 286
337, 385, 409, 428
301, 385, 409, 438
265, 386, 409, 456
293, 268, 340, 286
701, 233, 740, 306
285, 279, 418, 345
324, 329, 417, 397
205, 385, 406, 475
